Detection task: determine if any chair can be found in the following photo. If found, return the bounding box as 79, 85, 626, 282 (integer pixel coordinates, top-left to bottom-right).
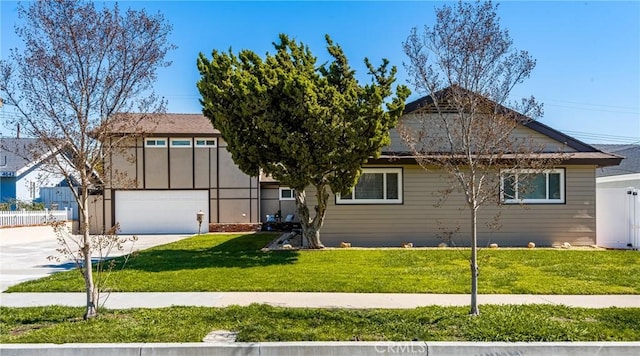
282, 214, 301, 231
263, 214, 277, 231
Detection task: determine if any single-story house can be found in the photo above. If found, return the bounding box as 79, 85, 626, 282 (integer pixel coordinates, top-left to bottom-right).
97, 93, 622, 246
594, 144, 640, 189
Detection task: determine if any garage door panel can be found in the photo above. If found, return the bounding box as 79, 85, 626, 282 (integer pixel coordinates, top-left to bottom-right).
115, 190, 208, 234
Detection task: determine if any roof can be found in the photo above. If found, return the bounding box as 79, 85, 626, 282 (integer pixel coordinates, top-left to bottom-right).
403, 87, 600, 153
593, 144, 640, 177
0, 138, 57, 175
375, 151, 622, 167
106, 113, 220, 136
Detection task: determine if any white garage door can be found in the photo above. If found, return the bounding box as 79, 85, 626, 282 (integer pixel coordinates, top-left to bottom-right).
115, 190, 209, 234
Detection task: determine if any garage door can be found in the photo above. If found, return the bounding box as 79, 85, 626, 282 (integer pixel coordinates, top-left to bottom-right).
115, 190, 209, 234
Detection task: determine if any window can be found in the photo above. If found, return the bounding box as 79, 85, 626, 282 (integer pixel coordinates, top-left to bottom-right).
144, 138, 167, 147
195, 138, 217, 147
501, 169, 565, 204
279, 187, 295, 201
170, 138, 192, 147
336, 168, 403, 204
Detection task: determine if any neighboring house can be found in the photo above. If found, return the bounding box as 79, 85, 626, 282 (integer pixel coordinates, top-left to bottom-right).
594, 144, 640, 188
0, 137, 67, 206
97, 114, 259, 234
100, 94, 622, 246
593, 144, 639, 249
39, 178, 80, 220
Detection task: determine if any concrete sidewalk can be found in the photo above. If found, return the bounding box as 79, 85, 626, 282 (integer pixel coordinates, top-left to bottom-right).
1, 292, 638, 309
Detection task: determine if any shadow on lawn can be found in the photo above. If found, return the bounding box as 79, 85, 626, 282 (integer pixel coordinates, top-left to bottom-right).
122, 233, 299, 272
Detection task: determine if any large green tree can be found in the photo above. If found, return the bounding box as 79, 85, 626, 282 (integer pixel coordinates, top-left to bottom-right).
197, 34, 410, 248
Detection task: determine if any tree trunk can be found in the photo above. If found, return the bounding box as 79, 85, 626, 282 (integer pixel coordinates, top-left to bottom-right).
80, 188, 98, 319
469, 206, 480, 316
294, 185, 329, 249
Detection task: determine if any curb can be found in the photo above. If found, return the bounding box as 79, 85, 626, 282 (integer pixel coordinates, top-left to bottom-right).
1, 341, 639, 356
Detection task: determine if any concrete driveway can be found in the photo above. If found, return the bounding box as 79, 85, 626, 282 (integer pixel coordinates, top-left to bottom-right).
0, 225, 192, 292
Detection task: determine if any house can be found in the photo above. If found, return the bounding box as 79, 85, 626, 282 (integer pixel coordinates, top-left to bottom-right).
98, 94, 622, 246
594, 144, 640, 189
96, 114, 259, 234
270, 93, 622, 247
593, 144, 639, 249
0, 137, 68, 207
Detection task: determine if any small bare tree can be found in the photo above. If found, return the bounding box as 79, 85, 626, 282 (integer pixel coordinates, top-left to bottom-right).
0, 0, 174, 319
401, 0, 560, 316
48, 221, 138, 310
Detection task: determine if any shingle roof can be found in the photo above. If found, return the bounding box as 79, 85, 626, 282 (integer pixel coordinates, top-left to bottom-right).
403, 87, 600, 153
593, 144, 640, 177
0, 138, 51, 173
107, 113, 219, 136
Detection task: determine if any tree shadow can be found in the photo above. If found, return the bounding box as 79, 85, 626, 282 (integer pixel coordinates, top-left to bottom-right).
121, 233, 299, 272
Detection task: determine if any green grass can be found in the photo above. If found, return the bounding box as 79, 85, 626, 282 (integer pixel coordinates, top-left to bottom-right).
7, 233, 640, 294
1, 305, 639, 343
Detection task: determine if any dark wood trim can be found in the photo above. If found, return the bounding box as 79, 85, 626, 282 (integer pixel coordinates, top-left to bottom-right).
135, 138, 139, 187
216, 147, 220, 223
102, 190, 107, 232
167, 145, 171, 189
257, 177, 261, 223
109, 137, 113, 189
192, 143, 196, 189
142, 143, 146, 189
110, 189, 115, 229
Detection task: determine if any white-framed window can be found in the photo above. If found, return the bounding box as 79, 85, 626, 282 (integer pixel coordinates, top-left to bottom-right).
279, 187, 295, 201
501, 168, 565, 204
144, 138, 167, 147
336, 168, 403, 204
170, 138, 192, 147
195, 138, 217, 148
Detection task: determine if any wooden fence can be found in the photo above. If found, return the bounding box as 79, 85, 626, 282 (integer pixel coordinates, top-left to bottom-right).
0, 209, 72, 228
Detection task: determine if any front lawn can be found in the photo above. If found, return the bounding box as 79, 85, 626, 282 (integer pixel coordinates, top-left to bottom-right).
1, 304, 639, 343
7, 233, 640, 294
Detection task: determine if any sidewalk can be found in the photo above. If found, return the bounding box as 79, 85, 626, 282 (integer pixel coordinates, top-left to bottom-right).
1, 292, 638, 309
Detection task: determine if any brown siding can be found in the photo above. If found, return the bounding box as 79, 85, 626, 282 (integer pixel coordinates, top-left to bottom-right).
169, 146, 193, 188
99, 134, 259, 233
107, 138, 140, 189
385, 114, 578, 153
260, 185, 297, 221
308, 164, 596, 247
218, 147, 251, 188
219, 198, 256, 223
194, 148, 211, 188
87, 194, 104, 234
144, 146, 169, 188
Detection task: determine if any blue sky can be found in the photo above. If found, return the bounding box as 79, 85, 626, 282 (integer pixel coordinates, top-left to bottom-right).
1, 1, 639, 144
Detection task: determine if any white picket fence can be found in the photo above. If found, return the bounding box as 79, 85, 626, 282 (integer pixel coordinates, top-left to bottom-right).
0, 208, 72, 227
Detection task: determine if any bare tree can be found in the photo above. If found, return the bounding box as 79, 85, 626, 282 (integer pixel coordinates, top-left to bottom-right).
401, 1, 559, 316
0, 0, 174, 319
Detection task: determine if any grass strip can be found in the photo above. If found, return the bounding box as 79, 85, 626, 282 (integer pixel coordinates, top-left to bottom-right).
1, 304, 639, 343
7, 233, 640, 294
